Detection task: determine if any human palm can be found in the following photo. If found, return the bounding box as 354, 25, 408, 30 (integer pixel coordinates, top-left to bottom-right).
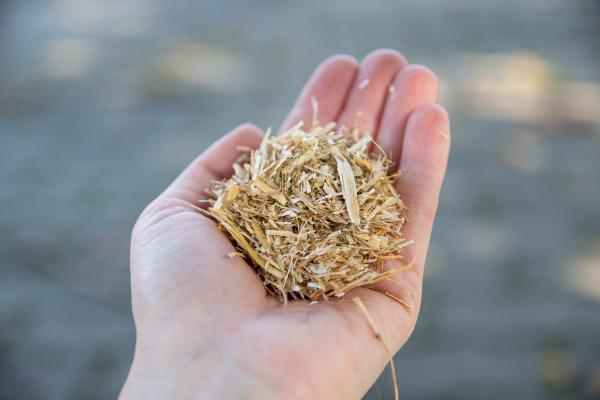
121, 49, 450, 400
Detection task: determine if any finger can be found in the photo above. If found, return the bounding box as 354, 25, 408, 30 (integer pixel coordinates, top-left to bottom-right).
396, 103, 450, 272
374, 65, 438, 167
336, 49, 406, 136
368, 104, 450, 348
280, 55, 358, 132
160, 123, 264, 203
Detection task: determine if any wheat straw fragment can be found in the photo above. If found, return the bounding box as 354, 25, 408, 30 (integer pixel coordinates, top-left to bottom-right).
358, 78, 370, 90
352, 296, 399, 400
266, 230, 297, 238
226, 183, 239, 202
219, 220, 265, 267
332, 147, 361, 225
250, 220, 271, 251
384, 291, 414, 311
253, 177, 287, 205
379, 254, 404, 260
388, 84, 397, 100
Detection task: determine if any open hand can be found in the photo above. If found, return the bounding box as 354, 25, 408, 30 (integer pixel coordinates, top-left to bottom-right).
120, 49, 450, 400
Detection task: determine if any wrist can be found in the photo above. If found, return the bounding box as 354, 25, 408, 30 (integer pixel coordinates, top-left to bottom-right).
120, 336, 276, 400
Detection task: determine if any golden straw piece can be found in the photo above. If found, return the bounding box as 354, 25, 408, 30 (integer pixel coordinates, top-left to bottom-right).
352, 297, 399, 400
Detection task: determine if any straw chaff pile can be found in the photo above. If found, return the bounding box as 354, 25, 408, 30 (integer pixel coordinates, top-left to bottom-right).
206, 121, 408, 302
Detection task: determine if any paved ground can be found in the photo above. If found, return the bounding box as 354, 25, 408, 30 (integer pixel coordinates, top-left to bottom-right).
1, 0, 600, 399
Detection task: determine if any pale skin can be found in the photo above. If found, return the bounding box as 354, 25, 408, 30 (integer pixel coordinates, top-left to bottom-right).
120, 49, 451, 400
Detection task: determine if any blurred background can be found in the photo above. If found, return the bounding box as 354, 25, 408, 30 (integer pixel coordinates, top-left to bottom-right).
1, 0, 600, 399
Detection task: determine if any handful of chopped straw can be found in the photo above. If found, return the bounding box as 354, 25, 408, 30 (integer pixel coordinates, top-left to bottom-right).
207, 121, 408, 302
